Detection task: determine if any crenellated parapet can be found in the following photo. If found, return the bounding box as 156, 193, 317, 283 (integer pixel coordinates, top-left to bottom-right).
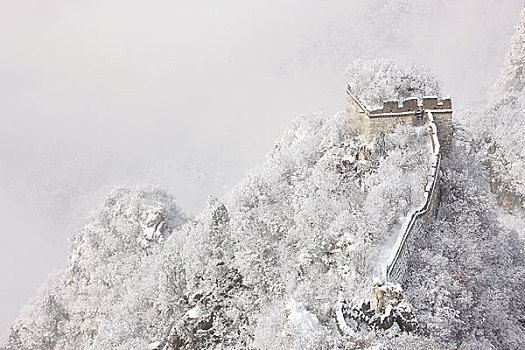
368, 96, 452, 115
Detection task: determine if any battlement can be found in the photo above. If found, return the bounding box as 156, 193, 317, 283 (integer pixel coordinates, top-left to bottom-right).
368, 96, 452, 116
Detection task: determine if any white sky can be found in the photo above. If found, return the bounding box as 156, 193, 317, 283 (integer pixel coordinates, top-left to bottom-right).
0, 0, 522, 342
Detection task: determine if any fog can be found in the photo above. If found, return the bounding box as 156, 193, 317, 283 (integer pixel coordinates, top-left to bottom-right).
0, 0, 522, 342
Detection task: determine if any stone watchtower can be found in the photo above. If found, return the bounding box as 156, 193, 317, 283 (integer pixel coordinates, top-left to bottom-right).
345, 84, 453, 153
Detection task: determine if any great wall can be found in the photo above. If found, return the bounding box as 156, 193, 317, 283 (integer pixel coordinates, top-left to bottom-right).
336, 84, 453, 333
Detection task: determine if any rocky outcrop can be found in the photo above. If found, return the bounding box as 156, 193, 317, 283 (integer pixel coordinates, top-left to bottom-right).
471, 135, 525, 213
154, 267, 250, 350
338, 282, 418, 333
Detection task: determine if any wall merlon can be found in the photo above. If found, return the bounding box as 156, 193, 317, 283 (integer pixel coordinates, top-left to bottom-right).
365, 97, 453, 115
422, 97, 438, 109
383, 100, 399, 112
424, 96, 452, 110
400, 98, 419, 111
439, 98, 452, 109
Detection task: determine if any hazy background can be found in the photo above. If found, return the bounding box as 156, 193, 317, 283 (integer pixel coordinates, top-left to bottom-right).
0, 0, 522, 342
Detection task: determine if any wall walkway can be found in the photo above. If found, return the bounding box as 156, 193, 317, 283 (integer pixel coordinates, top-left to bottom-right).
384, 111, 441, 284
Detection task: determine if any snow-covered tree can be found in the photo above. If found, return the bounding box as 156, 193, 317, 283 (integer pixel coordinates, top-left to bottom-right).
492, 8, 525, 98
466, 8, 525, 212
345, 58, 441, 107
405, 147, 525, 349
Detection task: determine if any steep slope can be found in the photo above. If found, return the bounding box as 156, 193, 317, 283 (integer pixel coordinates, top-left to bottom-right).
5, 188, 189, 350
5, 111, 436, 349
491, 8, 525, 99
467, 8, 525, 212
404, 145, 525, 349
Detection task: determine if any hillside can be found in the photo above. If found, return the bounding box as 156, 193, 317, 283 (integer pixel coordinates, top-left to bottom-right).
466, 8, 525, 212
4, 16, 525, 350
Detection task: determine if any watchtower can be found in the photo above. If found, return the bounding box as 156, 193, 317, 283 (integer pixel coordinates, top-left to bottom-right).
345, 84, 453, 153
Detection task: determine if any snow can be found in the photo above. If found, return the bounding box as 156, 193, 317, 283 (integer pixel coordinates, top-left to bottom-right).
141, 209, 164, 241
375, 220, 404, 278
345, 58, 441, 106
285, 299, 320, 331
148, 340, 161, 350
186, 305, 203, 319
335, 300, 356, 337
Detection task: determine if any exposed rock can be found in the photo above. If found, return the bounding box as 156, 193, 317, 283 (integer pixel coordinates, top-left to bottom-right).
148, 340, 161, 350
161, 267, 250, 350
370, 280, 403, 314
341, 282, 418, 333
141, 208, 166, 241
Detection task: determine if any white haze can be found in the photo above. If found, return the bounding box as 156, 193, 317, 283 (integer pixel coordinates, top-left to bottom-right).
0, 0, 522, 342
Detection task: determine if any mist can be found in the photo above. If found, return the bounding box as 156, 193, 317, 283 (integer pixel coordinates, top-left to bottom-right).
0, 0, 522, 342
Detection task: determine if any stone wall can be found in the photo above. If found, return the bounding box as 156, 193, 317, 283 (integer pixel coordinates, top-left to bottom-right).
367, 114, 415, 141
345, 93, 370, 136
431, 111, 453, 154
345, 93, 414, 142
